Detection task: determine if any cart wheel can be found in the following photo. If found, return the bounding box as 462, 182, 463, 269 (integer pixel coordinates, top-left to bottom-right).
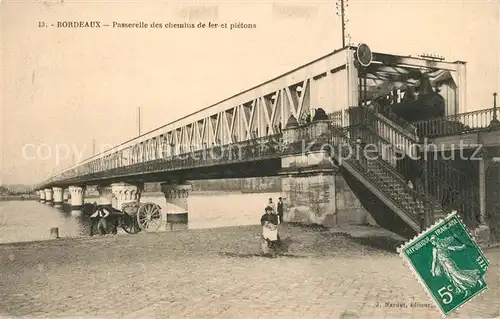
120, 213, 140, 234
137, 203, 162, 232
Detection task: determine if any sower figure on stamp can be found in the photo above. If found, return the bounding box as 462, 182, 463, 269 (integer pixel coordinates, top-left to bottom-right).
430, 235, 484, 298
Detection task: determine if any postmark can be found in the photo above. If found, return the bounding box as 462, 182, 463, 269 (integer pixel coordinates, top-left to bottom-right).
397, 211, 489, 316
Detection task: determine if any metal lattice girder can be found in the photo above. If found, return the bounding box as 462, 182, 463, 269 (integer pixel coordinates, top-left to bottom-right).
39, 47, 467, 188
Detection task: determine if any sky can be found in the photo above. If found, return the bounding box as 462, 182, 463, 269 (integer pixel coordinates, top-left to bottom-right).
1, 0, 499, 185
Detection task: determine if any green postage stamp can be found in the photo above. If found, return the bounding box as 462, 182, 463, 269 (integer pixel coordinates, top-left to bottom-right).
397, 211, 489, 316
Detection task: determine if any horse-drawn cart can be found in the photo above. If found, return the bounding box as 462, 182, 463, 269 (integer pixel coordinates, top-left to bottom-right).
88, 202, 164, 235
119, 202, 163, 234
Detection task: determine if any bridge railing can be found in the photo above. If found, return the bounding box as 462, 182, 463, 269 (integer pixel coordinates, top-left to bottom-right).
38, 134, 285, 187
330, 107, 418, 161
412, 108, 497, 138
329, 110, 344, 128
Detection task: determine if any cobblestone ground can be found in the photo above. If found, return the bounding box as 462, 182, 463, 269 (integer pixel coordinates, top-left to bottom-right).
0, 224, 498, 319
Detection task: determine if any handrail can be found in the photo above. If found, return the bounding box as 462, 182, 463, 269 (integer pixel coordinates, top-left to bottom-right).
329, 126, 421, 224
329, 107, 419, 143
332, 126, 451, 220
372, 105, 419, 139
39, 133, 284, 187
345, 124, 477, 218
373, 111, 418, 142
412, 107, 496, 138
347, 107, 418, 159
329, 110, 344, 127
330, 107, 478, 222
351, 109, 478, 188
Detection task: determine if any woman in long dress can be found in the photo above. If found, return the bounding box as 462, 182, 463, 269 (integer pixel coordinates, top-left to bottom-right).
430, 235, 483, 298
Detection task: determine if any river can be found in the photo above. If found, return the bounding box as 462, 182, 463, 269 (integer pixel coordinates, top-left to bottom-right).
0, 192, 280, 244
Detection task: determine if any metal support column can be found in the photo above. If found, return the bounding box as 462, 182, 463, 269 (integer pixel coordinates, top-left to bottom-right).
422, 146, 434, 229
491, 92, 499, 126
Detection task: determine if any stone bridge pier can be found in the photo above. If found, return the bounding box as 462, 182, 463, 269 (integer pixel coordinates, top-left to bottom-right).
68, 186, 86, 216
44, 188, 53, 205
63, 189, 69, 202
96, 185, 113, 207
39, 190, 46, 203
280, 115, 338, 226
52, 187, 64, 207
111, 182, 142, 211
279, 113, 375, 228
161, 182, 192, 231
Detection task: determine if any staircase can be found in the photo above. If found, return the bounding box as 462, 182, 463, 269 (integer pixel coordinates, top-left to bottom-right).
329, 126, 424, 237
327, 106, 479, 238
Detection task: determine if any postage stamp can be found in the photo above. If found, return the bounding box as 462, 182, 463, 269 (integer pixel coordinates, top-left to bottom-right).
397, 211, 489, 316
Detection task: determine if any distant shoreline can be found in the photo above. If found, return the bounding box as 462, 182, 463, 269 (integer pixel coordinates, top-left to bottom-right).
0, 195, 37, 202
0, 190, 280, 202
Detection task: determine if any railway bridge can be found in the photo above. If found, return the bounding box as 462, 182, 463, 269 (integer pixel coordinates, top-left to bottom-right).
35, 45, 500, 242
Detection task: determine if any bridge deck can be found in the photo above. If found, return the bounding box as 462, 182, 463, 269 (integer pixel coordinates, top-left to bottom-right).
37, 47, 471, 189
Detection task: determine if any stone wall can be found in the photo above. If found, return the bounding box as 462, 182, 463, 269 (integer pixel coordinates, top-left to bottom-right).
335, 174, 377, 226
282, 171, 376, 228
282, 173, 336, 226
142, 177, 282, 194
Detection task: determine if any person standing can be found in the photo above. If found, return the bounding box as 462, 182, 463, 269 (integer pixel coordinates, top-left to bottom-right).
355, 136, 367, 171
260, 206, 281, 255
277, 197, 284, 224
261, 206, 278, 226
266, 197, 276, 213
90, 204, 111, 235
89, 202, 99, 236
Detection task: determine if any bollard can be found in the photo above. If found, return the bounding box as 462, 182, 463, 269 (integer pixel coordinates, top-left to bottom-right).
50, 227, 60, 239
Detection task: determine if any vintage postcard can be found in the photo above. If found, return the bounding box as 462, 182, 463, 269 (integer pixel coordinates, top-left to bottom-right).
1, 1, 499, 318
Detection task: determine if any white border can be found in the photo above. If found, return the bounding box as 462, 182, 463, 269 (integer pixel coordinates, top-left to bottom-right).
396, 211, 491, 317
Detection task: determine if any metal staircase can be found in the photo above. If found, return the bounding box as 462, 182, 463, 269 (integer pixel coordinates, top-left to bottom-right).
329, 126, 434, 235
327, 106, 479, 235
363, 107, 479, 223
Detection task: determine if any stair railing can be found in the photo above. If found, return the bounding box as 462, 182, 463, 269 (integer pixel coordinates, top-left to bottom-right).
373, 104, 419, 135
348, 124, 478, 223
329, 125, 425, 225
329, 106, 481, 225
412, 108, 496, 138
346, 107, 419, 161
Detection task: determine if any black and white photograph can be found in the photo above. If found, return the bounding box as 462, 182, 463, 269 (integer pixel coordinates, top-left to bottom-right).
1, 1, 499, 318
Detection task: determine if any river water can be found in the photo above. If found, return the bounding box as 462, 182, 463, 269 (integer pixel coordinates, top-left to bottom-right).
0, 192, 280, 244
